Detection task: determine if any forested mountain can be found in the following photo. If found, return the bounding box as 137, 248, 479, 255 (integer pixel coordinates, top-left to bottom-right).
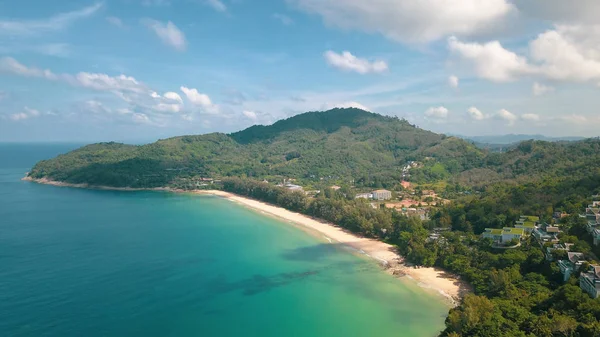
27, 108, 600, 189
27, 108, 484, 187
457, 139, 600, 186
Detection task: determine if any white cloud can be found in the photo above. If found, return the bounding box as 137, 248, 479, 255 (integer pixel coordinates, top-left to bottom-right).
495, 109, 518, 125
180, 87, 212, 106
0, 57, 188, 118
116, 108, 132, 115
425, 106, 449, 119
0, 3, 102, 36
450, 24, 600, 85
273, 13, 293, 25
242, 110, 258, 120
448, 75, 459, 88
82, 100, 110, 114
144, 20, 187, 51
25, 107, 40, 117
532, 82, 554, 96
142, 91, 185, 114
529, 25, 600, 82
559, 114, 588, 124
0, 57, 151, 95
521, 113, 540, 121
9, 106, 40, 121
180, 86, 220, 114
322, 101, 371, 112
9, 113, 29, 121
290, 0, 514, 43
515, 1, 600, 24
0, 57, 234, 124
0, 57, 59, 79
163, 91, 183, 103
324, 51, 388, 74
205, 0, 227, 12
448, 36, 533, 82
106, 16, 124, 28
467, 107, 484, 120
132, 113, 151, 124
153, 103, 182, 113
74, 73, 148, 93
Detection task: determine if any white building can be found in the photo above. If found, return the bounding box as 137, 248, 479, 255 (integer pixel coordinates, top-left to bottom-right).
580, 265, 600, 298
372, 189, 392, 200
482, 227, 525, 244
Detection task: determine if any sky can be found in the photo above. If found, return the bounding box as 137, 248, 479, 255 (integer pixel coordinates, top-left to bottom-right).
1, 0, 600, 142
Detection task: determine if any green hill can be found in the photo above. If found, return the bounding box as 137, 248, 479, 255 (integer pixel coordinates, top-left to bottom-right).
457, 138, 600, 186
27, 108, 484, 188
27, 108, 600, 189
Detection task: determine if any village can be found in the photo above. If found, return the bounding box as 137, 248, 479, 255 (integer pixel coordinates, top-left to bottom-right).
172, 167, 600, 300
273, 177, 600, 299
479, 196, 600, 298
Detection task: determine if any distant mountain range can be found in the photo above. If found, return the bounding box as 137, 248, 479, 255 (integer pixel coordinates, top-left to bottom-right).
457, 134, 585, 145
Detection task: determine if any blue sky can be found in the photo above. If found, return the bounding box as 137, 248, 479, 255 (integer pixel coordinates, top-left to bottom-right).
1, 0, 600, 142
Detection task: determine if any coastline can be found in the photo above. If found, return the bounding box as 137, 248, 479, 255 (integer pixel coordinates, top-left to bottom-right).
193, 190, 469, 306
23, 176, 469, 305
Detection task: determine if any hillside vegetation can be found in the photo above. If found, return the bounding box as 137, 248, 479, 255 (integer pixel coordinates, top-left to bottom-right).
28, 108, 600, 189
28, 108, 483, 187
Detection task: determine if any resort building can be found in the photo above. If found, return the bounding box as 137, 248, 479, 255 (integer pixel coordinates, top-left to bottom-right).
372, 189, 392, 201
482, 227, 525, 244
533, 223, 561, 243
355, 193, 373, 200
580, 265, 600, 299
585, 204, 600, 222
557, 252, 586, 282
515, 222, 536, 234
514, 215, 539, 234
583, 199, 600, 246
593, 229, 600, 246
546, 243, 574, 261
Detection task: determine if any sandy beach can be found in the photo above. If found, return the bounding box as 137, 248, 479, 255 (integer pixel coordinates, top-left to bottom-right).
23, 176, 469, 305
193, 190, 469, 305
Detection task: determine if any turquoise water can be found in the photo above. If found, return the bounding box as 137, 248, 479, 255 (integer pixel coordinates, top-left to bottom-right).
0, 144, 449, 337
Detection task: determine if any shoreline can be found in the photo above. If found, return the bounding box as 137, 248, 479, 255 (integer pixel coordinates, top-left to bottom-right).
23, 176, 469, 305
193, 190, 469, 306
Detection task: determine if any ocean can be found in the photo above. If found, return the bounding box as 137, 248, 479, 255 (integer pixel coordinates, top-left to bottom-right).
0, 143, 449, 337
